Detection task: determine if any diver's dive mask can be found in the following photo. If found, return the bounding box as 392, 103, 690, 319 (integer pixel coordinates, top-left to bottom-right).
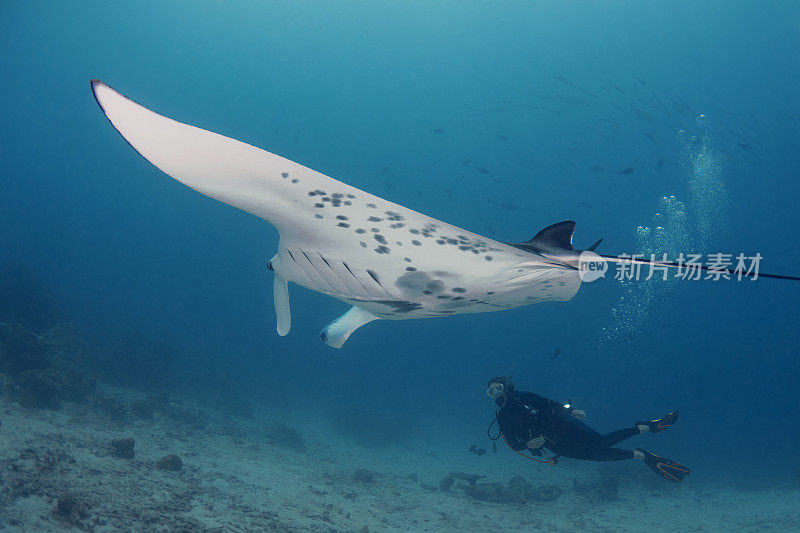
487, 383, 505, 399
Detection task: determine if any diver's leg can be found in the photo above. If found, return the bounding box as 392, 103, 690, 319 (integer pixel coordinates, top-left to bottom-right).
568, 447, 637, 462
598, 426, 641, 448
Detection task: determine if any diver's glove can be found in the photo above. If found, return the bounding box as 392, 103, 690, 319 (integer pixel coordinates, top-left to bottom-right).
570, 409, 587, 420
526, 436, 545, 450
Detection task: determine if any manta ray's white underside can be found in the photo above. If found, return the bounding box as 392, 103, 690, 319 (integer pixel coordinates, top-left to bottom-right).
91, 80, 581, 348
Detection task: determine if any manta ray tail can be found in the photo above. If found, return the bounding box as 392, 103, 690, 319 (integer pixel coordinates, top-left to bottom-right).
320, 307, 379, 349
599, 255, 800, 281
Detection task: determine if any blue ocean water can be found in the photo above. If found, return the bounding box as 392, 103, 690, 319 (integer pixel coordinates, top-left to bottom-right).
2, 0, 799, 507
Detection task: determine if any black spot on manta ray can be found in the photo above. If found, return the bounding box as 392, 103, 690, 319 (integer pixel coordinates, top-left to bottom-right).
371, 228, 380, 233
375, 300, 422, 313
427, 280, 445, 293
336, 215, 349, 220
355, 228, 367, 234
346, 194, 355, 199
322, 197, 331, 202
360, 241, 367, 247
409, 229, 420, 235
411, 240, 422, 246
404, 257, 412, 262
374, 245, 391, 254
367, 216, 382, 222
390, 223, 405, 229
314, 203, 324, 208
337, 222, 350, 228
314, 214, 323, 219
436, 240, 445, 245
344, 201, 352, 206
451, 287, 466, 293
374, 234, 387, 244
367, 203, 377, 208
281, 172, 289, 179
291, 178, 299, 183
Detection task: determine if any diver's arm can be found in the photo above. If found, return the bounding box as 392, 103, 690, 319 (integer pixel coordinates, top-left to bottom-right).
520, 392, 575, 420
526, 435, 545, 449
497, 414, 528, 451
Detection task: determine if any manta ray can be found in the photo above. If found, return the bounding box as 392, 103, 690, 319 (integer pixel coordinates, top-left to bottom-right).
90, 80, 798, 348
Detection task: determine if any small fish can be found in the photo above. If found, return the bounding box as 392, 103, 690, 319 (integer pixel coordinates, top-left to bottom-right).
469, 444, 477, 453
430, 128, 445, 134
739, 143, 752, 151
474, 448, 487, 456
582, 202, 593, 210
553, 72, 576, 88
633, 75, 647, 86
589, 165, 604, 173
610, 82, 626, 93
381, 164, 391, 175
500, 202, 518, 211
657, 157, 665, 170
497, 135, 509, 142
551, 348, 561, 360
619, 167, 635, 175
475, 166, 489, 174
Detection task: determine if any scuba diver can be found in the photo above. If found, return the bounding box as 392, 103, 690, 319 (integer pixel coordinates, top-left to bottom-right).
486, 377, 690, 482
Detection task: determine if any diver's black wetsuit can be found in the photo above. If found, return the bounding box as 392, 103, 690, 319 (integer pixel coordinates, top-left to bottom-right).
497, 390, 639, 461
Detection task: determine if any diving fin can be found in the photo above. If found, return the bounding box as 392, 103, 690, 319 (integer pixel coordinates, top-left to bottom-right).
636, 411, 679, 433
320, 306, 379, 349
637, 449, 690, 482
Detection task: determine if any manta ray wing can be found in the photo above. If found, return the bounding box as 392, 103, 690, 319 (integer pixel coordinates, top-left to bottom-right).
91, 80, 581, 347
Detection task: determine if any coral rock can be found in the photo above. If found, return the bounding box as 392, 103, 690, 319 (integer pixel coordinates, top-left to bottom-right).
156, 453, 183, 471
111, 438, 135, 459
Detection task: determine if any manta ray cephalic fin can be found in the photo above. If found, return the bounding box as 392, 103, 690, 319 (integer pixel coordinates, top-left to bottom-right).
320, 306, 380, 349
273, 273, 291, 336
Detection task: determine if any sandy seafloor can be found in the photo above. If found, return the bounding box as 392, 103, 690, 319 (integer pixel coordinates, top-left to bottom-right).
1, 385, 798, 533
